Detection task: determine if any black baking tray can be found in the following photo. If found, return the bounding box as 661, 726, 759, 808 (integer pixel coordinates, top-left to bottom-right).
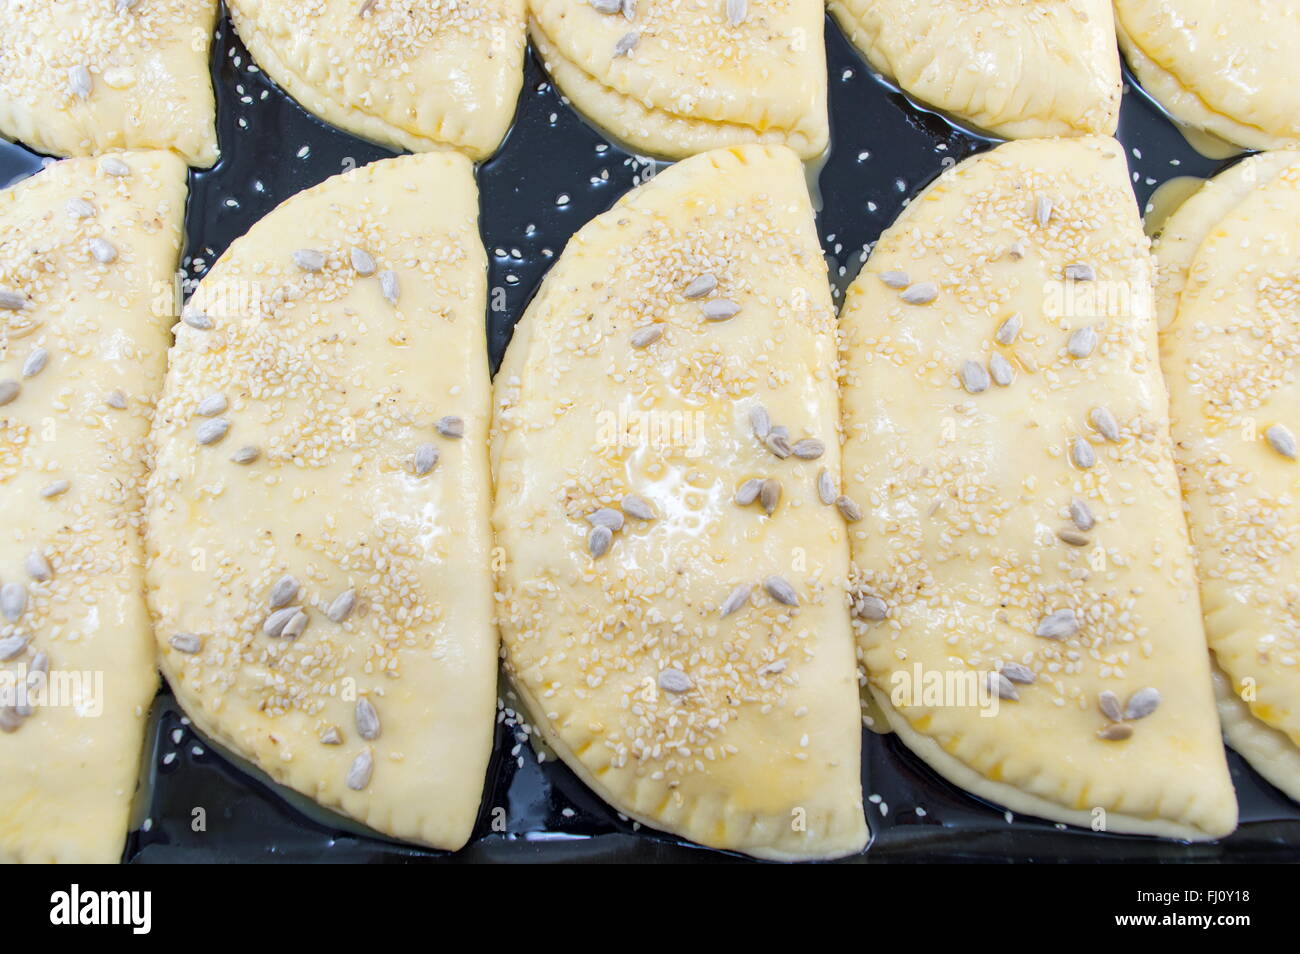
2, 9, 1296, 864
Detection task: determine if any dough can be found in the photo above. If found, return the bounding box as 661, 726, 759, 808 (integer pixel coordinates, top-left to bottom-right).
529, 0, 828, 160
839, 136, 1237, 840
1115, 0, 1300, 151
0, 151, 187, 862
1156, 152, 1300, 802
144, 152, 498, 851
227, 0, 526, 161
829, 0, 1120, 139
492, 144, 867, 860
0, 0, 219, 167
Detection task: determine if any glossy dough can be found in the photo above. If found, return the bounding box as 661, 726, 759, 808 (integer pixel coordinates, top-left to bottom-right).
144, 152, 497, 850
529, 0, 828, 160
839, 136, 1236, 839
829, 0, 1120, 139
1156, 152, 1300, 802
0, 0, 219, 167
0, 152, 187, 862
227, 0, 526, 160
492, 144, 867, 860
1115, 0, 1300, 150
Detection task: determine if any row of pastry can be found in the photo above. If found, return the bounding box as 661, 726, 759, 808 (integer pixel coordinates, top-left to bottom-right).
1, 0, 1296, 167
1, 136, 1295, 862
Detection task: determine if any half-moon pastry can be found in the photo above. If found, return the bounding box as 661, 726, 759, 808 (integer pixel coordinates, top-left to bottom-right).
0, 151, 188, 862
839, 136, 1237, 839
491, 143, 867, 859
144, 152, 498, 850
529, 0, 829, 160
0, 0, 220, 166
1115, 0, 1300, 151
1155, 151, 1300, 801
829, 0, 1121, 139
227, 0, 526, 160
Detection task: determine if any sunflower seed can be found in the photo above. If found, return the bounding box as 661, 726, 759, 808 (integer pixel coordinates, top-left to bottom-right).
878, 269, 909, 289
960, 359, 989, 394
327, 589, 356, 623
88, 238, 117, 263
0, 708, 24, 732
321, 727, 342, 745
29, 651, 48, 676
683, 273, 717, 299
989, 352, 1014, 387
1070, 436, 1096, 470
720, 583, 752, 617
355, 698, 381, 740
349, 246, 376, 276
346, 748, 373, 790
379, 270, 400, 304
987, 672, 1019, 701
1034, 195, 1053, 227
1124, 687, 1161, 720
262, 606, 299, 637
657, 668, 692, 693
358, 0, 377, 14
621, 0, 635, 18
587, 507, 624, 531
292, 248, 325, 272
759, 478, 781, 515
269, 575, 299, 609
40, 479, 69, 498
1064, 263, 1096, 282
994, 313, 1022, 345
749, 405, 771, 440
702, 298, 740, 321
1036, 608, 1080, 640
413, 442, 439, 476
791, 438, 825, 460
0, 636, 27, 660
765, 432, 792, 459
853, 594, 887, 621
1266, 424, 1296, 460
169, 633, 202, 654
99, 156, 130, 177
1057, 528, 1089, 547
25, 550, 51, 582
0, 379, 20, 405
588, 524, 613, 558
614, 31, 639, 56
433, 415, 464, 439
1069, 497, 1095, 531
0, 290, 25, 310
764, 575, 799, 607
22, 347, 48, 378
195, 393, 227, 417
735, 477, 763, 506
621, 494, 654, 520
1098, 690, 1123, 721
835, 495, 863, 522
231, 445, 260, 465
1067, 325, 1098, 358
281, 610, 309, 640
630, 324, 662, 348
1, 583, 27, 622
816, 468, 837, 505
105, 390, 127, 409
67, 197, 95, 219
1000, 662, 1036, 685
591, 0, 621, 11
1089, 406, 1120, 442
900, 282, 937, 305
181, 307, 213, 330
1097, 723, 1133, 741
196, 418, 229, 445
725, 0, 747, 26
